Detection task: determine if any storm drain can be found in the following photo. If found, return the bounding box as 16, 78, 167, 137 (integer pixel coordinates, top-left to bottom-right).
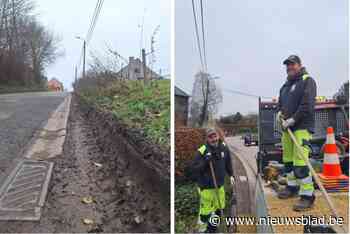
0, 160, 53, 220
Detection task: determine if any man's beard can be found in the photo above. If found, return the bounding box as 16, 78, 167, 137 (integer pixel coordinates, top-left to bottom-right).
209, 141, 219, 148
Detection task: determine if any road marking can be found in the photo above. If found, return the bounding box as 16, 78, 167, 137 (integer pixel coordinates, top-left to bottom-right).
0, 160, 53, 220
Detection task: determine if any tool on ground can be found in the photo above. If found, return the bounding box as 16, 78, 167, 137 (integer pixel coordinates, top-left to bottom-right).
281, 119, 345, 232
208, 161, 228, 233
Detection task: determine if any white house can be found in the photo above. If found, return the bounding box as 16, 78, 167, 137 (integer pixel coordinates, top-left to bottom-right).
116, 56, 162, 80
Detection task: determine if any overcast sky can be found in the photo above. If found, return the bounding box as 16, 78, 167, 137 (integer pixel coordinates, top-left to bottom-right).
35, 0, 170, 91
175, 0, 349, 115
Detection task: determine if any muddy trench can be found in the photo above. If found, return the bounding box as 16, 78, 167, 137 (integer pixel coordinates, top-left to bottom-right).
0, 95, 169, 233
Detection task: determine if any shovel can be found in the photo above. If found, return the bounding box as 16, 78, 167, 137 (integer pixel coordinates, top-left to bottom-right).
281, 119, 345, 232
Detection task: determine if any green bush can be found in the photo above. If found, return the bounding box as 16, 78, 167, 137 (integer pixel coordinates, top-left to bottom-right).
175, 182, 198, 233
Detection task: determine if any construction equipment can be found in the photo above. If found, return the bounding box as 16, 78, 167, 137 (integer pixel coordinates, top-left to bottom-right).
257, 98, 349, 174
281, 119, 345, 233
243, 131, 258, 146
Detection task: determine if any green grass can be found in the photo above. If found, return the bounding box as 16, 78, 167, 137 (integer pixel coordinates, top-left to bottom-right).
80, 79, 170, 148
175, 182, 198, 233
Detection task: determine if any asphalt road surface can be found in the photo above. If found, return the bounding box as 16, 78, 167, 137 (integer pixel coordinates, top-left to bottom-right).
226, 136, 258, 173
0, 92, 68, 184
226, 136, 259, 216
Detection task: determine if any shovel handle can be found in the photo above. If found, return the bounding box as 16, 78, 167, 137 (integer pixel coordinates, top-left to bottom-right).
209, 161, 227, 231
281, 119, 343, 230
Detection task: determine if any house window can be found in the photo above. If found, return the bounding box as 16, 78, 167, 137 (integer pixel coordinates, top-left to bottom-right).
134, 68, 140, 73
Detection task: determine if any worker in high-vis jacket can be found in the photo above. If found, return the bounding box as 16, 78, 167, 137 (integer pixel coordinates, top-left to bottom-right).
189, 128, 234, 233
277, 55, 317, 211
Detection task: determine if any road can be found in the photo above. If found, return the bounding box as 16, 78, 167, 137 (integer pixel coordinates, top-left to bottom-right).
226, 136, 258, 173
226, 136, 258, 217
0, 92, 68, 184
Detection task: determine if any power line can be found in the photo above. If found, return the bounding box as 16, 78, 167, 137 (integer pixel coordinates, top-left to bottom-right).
86, 0, 104, 44
223, 88, 273, 99
191, 0, 204, 70
85, 0, 101, 43
200, 0, 207, 71
77, 0, 104, 69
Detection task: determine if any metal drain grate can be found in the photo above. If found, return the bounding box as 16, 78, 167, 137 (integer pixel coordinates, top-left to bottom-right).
0, 160, 53, 220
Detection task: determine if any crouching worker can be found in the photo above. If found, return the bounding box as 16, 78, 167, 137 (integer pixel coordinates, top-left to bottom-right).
188, 128, 234, 233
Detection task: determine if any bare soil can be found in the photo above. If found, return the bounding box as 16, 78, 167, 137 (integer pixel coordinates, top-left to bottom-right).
0, 95, 169, 233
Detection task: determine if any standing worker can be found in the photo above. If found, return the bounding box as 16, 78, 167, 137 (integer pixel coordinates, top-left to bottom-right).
277, 55, 317, 211
189, 128, 234, 233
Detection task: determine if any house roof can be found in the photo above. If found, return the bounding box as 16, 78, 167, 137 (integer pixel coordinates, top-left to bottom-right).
48, 78, 62, 85
175, 86, 189, 97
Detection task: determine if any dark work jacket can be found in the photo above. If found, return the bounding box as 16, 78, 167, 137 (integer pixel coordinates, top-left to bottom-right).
278, 68, 317, 133
189, 141, 233, 189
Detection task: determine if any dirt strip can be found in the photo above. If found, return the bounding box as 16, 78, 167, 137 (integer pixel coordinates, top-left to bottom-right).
0, 94, 170, 233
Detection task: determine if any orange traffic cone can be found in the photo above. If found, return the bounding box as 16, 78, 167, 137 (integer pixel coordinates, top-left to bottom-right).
322, 127, 342, 177
318, 127, 348, 192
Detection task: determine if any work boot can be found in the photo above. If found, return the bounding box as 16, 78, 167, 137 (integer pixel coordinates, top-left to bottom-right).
293, 195, 315, 212
277, 186, 298, 199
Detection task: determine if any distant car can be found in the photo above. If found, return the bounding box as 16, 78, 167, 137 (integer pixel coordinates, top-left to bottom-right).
243, 132, 258, 146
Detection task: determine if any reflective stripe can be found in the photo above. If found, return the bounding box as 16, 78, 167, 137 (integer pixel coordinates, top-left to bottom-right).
287, 172, 297, 186
326, 134, 336, 144
298, 175, 314, 196
198, 145, 206, 155
299, 188, 314, 196
302, 74, 310, 80
299, 175, 313, 184
323, 153, 340, 164
287, 180, 298, 187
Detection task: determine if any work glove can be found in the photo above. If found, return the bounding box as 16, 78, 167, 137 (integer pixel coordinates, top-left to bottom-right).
276, 111, 284, 130
204, 153, 214, 163
276, 111, 283, 122
230, 176, 235, 185
282, 118, 295, 130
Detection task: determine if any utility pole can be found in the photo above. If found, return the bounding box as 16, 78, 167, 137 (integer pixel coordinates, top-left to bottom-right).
76, 36, 86, 79
83, 40, 86, 79
75, 66, 77, 82
200, 74, 220, 127
142, 48, 148, 84
200, 73, 210, 126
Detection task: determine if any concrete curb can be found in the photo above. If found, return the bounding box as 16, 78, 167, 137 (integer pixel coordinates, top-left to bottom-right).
24, 94, 72, 160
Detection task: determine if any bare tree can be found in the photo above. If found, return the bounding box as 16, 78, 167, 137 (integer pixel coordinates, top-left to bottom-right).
27, 20, 62, 83
189, 71, 223, 127
0, 0, 62, 87
88, 46, 126, 79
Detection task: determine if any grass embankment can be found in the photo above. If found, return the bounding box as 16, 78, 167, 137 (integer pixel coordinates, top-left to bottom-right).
175, 179, 233, 233
79, 79, 170, 149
